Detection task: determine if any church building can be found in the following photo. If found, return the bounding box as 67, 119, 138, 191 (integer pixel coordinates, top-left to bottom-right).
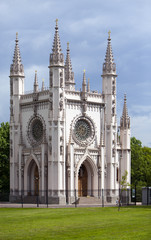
9, 20, 131, 204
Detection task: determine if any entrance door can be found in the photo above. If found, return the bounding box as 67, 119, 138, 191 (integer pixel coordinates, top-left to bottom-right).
34, 165, 39, 195
78, 164, 87, 196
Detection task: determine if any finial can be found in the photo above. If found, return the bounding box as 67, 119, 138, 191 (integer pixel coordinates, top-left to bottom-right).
83, 69, 86, 73
67, 42, 69, 48
124, 94, 127, 102
55, 19, 58, 26
42, 78, 44, 82
108, 30, 111, 39
35, 70, 37, 73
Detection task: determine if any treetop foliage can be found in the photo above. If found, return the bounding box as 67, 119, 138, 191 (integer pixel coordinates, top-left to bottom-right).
131, 137, 151, 187
0, 122, 10, 192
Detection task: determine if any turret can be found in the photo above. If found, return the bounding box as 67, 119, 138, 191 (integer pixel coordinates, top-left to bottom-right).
120, 95, 130, 149
120, 95, 131, 184
48, 20, 66, 201
120, 95, 130, 130
102, 31, 117, 124
102, 31, 117, 189
9, 33, 25, 195
65, 42, 75, 90
10, 33, 25, 122
10, 33, 24, 98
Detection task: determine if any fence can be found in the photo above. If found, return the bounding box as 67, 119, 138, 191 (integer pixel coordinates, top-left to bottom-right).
0, 187, 149, 208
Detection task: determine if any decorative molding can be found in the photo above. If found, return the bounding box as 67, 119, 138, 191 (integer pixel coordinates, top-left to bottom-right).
72, 115, 95, 147
27, 114, 46, 147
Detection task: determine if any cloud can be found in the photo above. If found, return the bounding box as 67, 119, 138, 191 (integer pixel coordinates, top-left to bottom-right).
1, 0, 151, 147
130, 105, 151, 114
131, 113, 151, 147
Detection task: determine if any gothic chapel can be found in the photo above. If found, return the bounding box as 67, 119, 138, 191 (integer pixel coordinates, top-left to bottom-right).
9, 20, 131, 204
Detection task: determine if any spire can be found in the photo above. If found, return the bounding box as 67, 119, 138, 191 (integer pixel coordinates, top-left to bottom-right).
87, 78, 90, 92
10, 33, 24, 76
41, 78, 45, 91
120, 94, 130, 129
34, 70, 39, 92
81, 69, 87, 100
49, 19, 64, 66
65, 42, 75, 90
102, 31, 116, 74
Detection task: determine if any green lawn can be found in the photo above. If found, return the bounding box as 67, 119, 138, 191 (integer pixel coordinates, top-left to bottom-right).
0, 206, 151, 240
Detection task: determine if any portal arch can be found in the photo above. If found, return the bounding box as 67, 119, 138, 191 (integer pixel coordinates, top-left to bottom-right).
76, 155, 98, 197
24, 154, 40, 195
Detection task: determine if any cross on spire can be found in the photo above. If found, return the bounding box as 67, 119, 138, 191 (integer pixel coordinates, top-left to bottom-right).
108, 30, 111, 39
55, 18, 58, 26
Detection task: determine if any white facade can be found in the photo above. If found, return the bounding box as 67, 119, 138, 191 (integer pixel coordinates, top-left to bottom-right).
9, 22, 131, 204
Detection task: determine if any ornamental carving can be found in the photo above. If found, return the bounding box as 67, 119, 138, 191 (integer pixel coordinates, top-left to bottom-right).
72, 115, 95, 147
27, 115, 46, 147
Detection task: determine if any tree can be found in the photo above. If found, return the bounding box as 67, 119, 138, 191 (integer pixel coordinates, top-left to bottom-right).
0, 122, 10, 192
131, 137, 151, 188
142, 147, 151, 187
118, 170, 130, 210
120, 170, 130, 190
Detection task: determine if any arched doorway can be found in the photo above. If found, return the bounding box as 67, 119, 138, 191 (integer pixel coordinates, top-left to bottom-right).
77, 158, 98, 197
78, 164, 88, 196
34, 165, 39, 195
27, 160, 39, 196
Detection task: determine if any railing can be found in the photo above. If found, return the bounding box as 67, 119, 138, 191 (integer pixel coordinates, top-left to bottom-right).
0, 187, 148, 208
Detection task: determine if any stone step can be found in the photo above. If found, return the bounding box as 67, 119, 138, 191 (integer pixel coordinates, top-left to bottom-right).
78, 197, 102, 205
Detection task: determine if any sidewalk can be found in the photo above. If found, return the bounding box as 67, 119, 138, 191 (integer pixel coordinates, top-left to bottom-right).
0, 202, 116, 208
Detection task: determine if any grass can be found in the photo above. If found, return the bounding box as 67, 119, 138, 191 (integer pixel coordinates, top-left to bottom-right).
0, 206, 151, 240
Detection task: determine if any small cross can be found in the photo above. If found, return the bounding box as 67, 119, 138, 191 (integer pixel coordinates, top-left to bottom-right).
67, 42, 69, 48
55, 19, 58, 25
108, 30, 111, 39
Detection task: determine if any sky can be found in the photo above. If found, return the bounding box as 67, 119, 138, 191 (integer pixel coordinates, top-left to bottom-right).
0, 0, 151, 147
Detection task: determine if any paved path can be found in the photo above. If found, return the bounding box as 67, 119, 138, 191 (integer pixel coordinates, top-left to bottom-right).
0, 202, 116, 208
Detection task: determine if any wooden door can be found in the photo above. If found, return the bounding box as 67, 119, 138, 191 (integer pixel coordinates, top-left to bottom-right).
78, 164, 87, 196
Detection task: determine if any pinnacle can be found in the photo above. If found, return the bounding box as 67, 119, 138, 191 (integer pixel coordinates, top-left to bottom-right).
65, 42, 75, 90
122, 94, 129, 119
87, 78, 90, 92
82, 69, 87, 92
34, 70, 39, 92
52, 19, 62, 54
50, 19, 64, 66
41, 78, 45, 91
103, 32, 116, 74
10, 33, 24, 76
120, 94, 130, 129
65, 42, 73, 75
